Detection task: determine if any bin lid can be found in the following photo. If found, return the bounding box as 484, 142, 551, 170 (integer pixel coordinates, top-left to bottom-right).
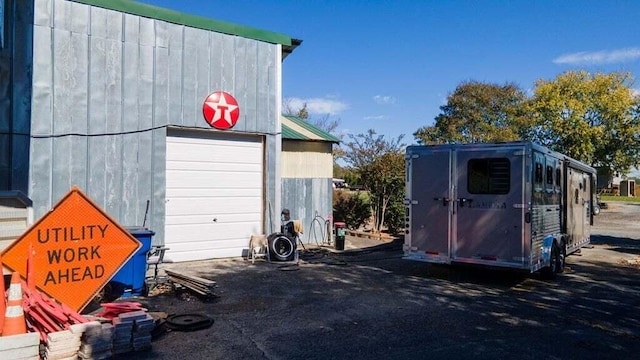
125, 226, 156, 235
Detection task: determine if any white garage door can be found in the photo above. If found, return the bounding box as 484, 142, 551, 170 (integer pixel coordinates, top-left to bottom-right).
165, 130, 264, 262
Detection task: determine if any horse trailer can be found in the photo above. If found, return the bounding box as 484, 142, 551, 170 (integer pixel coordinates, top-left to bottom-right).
403, 142, 596, 277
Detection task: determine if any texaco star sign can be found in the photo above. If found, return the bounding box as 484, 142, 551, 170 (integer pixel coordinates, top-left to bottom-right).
202, 91, 240, 130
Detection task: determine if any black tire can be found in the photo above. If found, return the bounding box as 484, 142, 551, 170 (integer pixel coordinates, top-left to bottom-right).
541, 241, 564, 279
268, 233, 296, 261
592, 203, 600, 216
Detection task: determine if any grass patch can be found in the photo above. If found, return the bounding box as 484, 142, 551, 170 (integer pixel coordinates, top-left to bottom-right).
600, 195, 640, 203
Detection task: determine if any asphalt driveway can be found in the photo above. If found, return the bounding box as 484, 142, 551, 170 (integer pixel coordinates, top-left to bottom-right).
117, 202, 640, 360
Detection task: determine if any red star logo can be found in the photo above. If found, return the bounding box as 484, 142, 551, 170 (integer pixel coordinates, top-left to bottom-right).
203, 92, 240, 129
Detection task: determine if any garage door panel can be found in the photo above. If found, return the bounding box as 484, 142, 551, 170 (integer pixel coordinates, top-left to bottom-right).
167, 143, 261, 163
165, 132, 264, 262
166, 197, 261, 215
165, 211, 262, 225
166, 188, 262, 198
163, 238, 256, 262
165, 172, 261, 188
166, 222, 261, 242
167, 161, 262, 172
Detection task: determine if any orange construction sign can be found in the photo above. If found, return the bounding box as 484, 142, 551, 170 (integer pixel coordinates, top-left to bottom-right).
1, 187, 141, 312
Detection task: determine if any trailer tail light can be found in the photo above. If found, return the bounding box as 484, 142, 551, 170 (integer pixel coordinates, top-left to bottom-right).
425, 251, 439, 255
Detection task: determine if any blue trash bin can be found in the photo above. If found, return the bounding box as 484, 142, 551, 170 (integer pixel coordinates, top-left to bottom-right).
110, 227, 154, 297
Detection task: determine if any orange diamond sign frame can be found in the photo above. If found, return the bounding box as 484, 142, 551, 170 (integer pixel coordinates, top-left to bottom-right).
1, 187, 142, 312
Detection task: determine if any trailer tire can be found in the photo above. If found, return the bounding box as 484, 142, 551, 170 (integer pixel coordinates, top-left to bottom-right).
542, 241, 564, 279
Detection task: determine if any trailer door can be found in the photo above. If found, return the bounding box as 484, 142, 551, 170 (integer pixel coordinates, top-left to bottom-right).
454, 148, 525, 265
407, 148, 452, 261
565, 167, 592, 252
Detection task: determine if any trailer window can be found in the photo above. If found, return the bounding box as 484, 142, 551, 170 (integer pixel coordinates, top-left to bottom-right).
467, 158, 510, 194
535, 162, 543, 185
555, 168, 561, 187
546, 165, 554, 185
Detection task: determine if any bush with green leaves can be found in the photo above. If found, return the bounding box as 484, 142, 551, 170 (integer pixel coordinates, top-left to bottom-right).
332, 190, 371, 230
383, 197, 405, 236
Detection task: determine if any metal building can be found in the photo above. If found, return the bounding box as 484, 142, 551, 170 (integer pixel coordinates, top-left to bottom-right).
0, 0, 300, 262
280, 115, 340, 245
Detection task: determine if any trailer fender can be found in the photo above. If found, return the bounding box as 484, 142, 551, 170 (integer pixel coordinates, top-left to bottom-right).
541, 235, 556, 264
541, 235, 565, 277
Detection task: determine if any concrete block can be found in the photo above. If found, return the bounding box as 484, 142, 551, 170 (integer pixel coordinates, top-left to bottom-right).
0, 332, 40, 350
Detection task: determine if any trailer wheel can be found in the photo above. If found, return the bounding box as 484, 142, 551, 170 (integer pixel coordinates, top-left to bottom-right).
592, 203, 600, 216
542, 242, 564, 279
555, 243, 565, 274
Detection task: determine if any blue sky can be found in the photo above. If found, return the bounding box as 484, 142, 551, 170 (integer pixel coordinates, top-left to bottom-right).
138, 0, 640, 145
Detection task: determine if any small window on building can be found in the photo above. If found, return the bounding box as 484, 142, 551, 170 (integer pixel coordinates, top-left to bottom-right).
555, 168, 561, 187
467, 158, 510, 195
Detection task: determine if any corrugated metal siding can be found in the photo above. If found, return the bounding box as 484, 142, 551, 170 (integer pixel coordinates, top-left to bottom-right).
281, 178, 333, 244
29, 0, 281, 242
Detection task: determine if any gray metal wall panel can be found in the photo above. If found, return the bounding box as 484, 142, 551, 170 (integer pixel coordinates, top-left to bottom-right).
34, 0, 52, 27
167, 26, 183, 126
154, 46, 169, 127
123, 13, 139, 44
139, 16, 155, 47
29, 138, 53, 216
150, 128, 166, 242
28, 0, 281, 240
256, 44, 276, 134
220, 33, 234, 92
53, 0, 89, 34
32, 26, 53, 137
281, 177, 333, 244
236, 38, 256, 133
265, 135, 278, 233
181, 26, 200, 127
89, 6, 123, 41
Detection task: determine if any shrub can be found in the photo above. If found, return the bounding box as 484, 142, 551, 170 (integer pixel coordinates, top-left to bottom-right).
383, 197, 405, 235
333, 190, 371, 230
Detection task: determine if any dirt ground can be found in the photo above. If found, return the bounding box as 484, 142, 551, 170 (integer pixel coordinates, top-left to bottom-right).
113, 202, 640, 360
589, 201, 640, 266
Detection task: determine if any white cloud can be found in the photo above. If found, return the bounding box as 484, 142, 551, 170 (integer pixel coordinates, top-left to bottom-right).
632, 88, 640, 97
363, 115, 386, 120
284, 96, 348, 115
553, 47, 640, 65
373, 95, 397, 105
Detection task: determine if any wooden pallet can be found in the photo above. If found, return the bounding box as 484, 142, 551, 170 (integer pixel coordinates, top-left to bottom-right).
164, 270, 217, 297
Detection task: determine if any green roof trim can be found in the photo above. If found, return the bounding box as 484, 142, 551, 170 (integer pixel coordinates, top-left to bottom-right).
71, 0, 292, 46
281, 115, 341, 143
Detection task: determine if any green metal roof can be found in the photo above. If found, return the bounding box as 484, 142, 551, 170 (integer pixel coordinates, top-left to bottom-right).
281, 115, 341, 143
71, 0, 293, 47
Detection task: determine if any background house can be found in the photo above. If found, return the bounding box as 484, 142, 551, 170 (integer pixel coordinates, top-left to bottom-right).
280, 115, 340, 245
